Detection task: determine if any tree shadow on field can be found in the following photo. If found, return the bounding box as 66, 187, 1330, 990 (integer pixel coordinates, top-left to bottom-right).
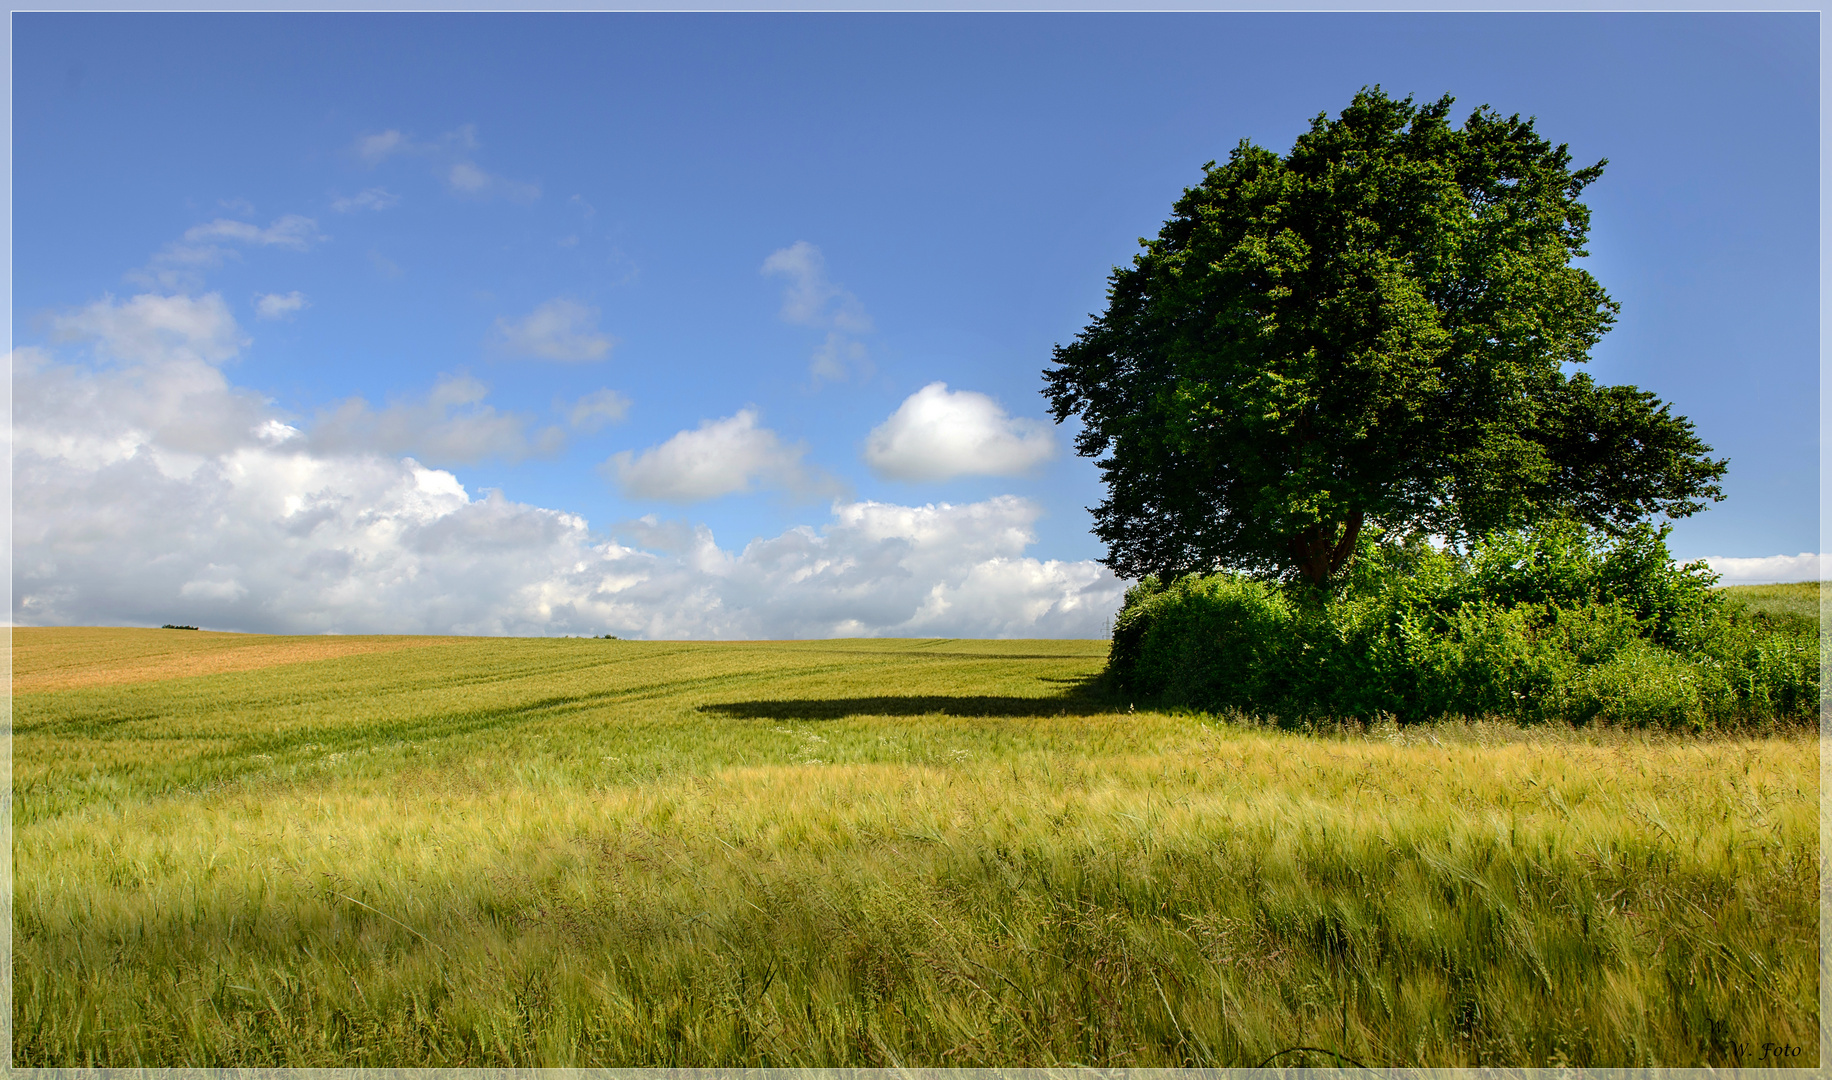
700, 676, 1117, 722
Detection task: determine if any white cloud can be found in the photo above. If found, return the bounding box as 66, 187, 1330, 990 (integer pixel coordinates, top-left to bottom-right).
180, 574, 248, 602
14, 343, 273, 469
490, 298, 613, 362
446, 166, 538, 204
255, 291, 309, 320
608, 410, 836, 503
352, 125, 539, 203
369, 250, 404, 278
761, 241, 873, 382
353, 124, 476, 165
30, 297, 554, 470
354, 129, 408, 164
307, 374, 565, 467
1703, 552, 1825, 585
564, 389, 631, 431
183, 214, 323, 251
449, 162, 490, 192
866, 382, 1058, 481
52, 292, 248, 367
812, 332, 870, 383
14, 346, 1123, 638
332, 187, 400, 213
131, 214, 325, 290
596, 496, 1121, 640
762, 241, 871, 331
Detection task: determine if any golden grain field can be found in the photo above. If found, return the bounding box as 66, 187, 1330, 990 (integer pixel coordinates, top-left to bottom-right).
12, 626, 1819, 1067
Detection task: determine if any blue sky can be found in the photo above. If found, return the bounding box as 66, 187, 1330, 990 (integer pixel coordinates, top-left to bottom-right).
11, 13, 1819, 637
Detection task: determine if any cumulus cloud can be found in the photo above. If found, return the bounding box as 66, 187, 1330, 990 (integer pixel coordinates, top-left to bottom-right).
762, 241, 872, 332
182, 214, 323, 251
608, 410, 837, 503
352, 124, 539, 203
1703, 552, 1825, 585
490, 298, 613, 362
35, 294, 557, 470
332, 187, 400, 213
448, 162, 490, 192
131, 214, 325, 290
866, 382, 1058, 481
377, 124, 479, 158
563, 388, 631, 431
593, 496, 1120, 639
811, 333, 868, 383
14, 345, 1122, 638
447, 163, 540, 203
762, 241, 873, 382
255, 291, 309, 320
369, 250, 404, 278
52, 292, 247, 367
354, 129, 409, 164
14, 340, 272, 465
307, 374, 565, 467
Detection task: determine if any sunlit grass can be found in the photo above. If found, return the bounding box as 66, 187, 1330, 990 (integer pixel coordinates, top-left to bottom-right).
13, 628, 1818, 1066
1717, 580, 1821, 629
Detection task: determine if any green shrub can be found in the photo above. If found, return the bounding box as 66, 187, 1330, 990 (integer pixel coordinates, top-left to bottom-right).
1106, 522, 1816, 728
1687, 608, 1819, 721
1110, 574, 1294, 711
1453, 521, 1718, 649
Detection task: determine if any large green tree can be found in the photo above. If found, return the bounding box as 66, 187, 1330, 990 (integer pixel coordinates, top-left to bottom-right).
1044, 88, 1726, 587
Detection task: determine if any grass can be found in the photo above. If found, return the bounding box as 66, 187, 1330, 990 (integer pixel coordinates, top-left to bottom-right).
12, 627, 1819, 1067
1717, 580, 1821, 630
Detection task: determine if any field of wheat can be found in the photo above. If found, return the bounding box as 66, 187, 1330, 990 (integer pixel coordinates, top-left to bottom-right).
11, 620, 1819, 1067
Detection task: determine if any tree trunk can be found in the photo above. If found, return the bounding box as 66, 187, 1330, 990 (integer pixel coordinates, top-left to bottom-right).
1289, 510, 1364, 587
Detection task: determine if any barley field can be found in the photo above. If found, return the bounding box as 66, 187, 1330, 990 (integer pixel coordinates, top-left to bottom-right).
11, 620, 1819, 1067
1720, 579, 1821, 628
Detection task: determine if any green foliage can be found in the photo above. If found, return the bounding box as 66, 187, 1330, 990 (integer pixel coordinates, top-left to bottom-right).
1044, 86, 1726, 586
1108, 523, 1816, 728
1451, 520, 1718, 647
1112, 573, 1296, 712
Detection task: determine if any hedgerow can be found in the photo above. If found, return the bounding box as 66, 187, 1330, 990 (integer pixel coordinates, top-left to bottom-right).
1107, 522, 1817, 728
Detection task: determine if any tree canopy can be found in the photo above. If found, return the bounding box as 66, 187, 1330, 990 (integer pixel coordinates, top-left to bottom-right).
1043, 87, 1727, 587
